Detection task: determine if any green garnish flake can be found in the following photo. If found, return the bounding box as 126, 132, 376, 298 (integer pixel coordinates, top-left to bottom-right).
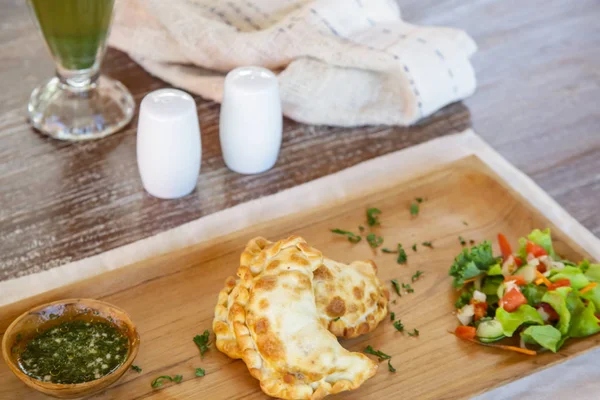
401, 283, 414, 293
391, 279, 401, 296
388, 360, 396, 372
411, 270, 424, 282
463, 220, 469, 226
408, 328, 420, 337
422, 241, 433, 248
412, 243, 417, 252
151, 375, 183, 388
382, 248, 397, 254
390, 312, 396, 321
470, 239, 476, 245
416, 197, 424, 203
392, 300, 397, 305
358, 225, 365, 232
131, 365, 142, 373
331, 229, 362, 244
193, 330, 211, 358
367, 208, 382, 226
48, 313, 59, 320
366, 233, 384, 248
333, 317, 341, 322
364, 345, 391, 360
15, 333, 22, 343
396, 244, 407, 264
410, 203, 419, 216
459, 236, 466, 246
195, 368, 206, 377
393, 320, 404, 332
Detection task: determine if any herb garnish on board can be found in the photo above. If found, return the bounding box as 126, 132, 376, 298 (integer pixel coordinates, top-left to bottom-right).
194, 330, 212, 358
330, 229, 362, 243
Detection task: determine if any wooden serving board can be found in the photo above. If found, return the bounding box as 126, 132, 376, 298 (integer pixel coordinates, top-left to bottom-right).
1, 156, 597, 400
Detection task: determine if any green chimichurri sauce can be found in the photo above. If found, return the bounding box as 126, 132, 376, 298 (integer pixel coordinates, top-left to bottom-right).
18, 320, 129, 384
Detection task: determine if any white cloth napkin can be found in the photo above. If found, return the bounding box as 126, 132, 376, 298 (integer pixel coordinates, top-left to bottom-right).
109, 0, 477, 126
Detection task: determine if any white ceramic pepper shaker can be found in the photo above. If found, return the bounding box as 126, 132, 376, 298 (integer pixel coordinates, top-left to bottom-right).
219, 66, 282, 175
137, 89, 201, 199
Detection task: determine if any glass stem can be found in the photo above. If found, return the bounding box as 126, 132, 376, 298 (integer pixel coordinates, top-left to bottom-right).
57, 66, 99, 93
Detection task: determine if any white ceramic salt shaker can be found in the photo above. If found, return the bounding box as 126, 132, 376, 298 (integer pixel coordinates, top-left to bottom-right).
219, 66, 282, 174
137, 89, 201, 199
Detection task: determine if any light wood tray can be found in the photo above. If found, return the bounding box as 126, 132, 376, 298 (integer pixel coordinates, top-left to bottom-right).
1, 156, 597, 399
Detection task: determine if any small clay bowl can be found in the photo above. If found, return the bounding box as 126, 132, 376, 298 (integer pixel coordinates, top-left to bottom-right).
1, 298, 140, 399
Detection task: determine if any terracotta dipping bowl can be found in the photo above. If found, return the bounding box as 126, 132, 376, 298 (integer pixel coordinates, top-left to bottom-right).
1, 298, 140, 399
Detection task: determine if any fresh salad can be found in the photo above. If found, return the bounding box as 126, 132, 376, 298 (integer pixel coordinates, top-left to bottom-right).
449, 228, 600, 355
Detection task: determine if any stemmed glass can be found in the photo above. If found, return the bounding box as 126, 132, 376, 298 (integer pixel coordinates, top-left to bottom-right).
27, 0, 134, 141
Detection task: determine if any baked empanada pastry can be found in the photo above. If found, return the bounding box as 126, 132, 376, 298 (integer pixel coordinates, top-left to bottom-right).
213, 237, 388, 360
216, 236, 378, 399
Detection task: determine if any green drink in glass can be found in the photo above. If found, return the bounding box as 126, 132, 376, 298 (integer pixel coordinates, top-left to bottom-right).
27, 0, 134, 141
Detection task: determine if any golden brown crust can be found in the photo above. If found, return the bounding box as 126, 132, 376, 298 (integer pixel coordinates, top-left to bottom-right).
230, 236, 377, 399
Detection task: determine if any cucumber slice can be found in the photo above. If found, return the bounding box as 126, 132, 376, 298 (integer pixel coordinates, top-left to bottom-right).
513, 265, 536, 283
476, 319, 504, 339
479, 335, 506, 343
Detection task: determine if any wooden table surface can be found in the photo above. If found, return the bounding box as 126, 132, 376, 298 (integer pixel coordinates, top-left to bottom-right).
0, 0, 598, 281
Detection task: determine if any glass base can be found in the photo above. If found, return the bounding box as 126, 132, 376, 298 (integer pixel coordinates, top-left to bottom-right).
28, 75, 135, 141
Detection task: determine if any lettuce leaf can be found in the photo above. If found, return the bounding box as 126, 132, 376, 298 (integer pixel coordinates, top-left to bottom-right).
495, 304, 544, 337
487, 264, 503, 276
569, 301, 600, 338
583, 262, 600, 283
581, 286, 600, 310
449, 241, 499, 288
521, 325, 562, 352
521, 283, 547, 307
481, 276, 503, 296
518, 228, 556, 259
542, 290, 571, 335
549, 266, 590, 290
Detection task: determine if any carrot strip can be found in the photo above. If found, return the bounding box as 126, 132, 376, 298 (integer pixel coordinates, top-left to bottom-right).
580, 282, 598, 294
534, 278, 544, 285
535, 270, 552, 287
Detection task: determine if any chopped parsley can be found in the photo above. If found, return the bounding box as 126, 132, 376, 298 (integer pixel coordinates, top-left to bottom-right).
366, 208, 382, 226
393, 320, 404, 332
408, 328, 420, 337
195, 368, 206, 377
333, 317, 341, 322
415, 197, 424, 203
391, 279, 401, 296
411, 270, 424, 282
470, 239, 476, 245
364, 345, 391, 360
193, 330, 211, 358
396, 244, 407, 264
392, 300, 397, 305
422, 241, 434, 248
410, 202, 419, 216
459, 236, 466, 246
390, 312, 396, 321
131, 365, 142, 373
366, 233, 384, 248
382, 248, 397, 253
463, 220, 469, 226
330, 229, 362, 243
401, 283, 414, 293
412, 243, 417, 252
358, 225, 365, 232
151, 375, 183, 388
388, 360, 396, 372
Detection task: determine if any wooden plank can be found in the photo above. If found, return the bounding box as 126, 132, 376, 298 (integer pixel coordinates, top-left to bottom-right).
1, 0, 600, 281
1, 156, 597, 399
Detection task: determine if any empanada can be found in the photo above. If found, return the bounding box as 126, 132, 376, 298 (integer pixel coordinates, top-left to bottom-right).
229, 236, 378, 399
214, 237, 388, 360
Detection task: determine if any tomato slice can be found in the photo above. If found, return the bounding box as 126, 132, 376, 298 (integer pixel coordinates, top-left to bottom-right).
455, 325, 477, 340
500, 288, 528, 312
514, 257, 524, 267
539, 303, 559, 322
548, 278, 570, 291
504, 275, 527, 286
537, 261, 547, 273
526, 241, 548, 257
498, 233, 513, 260
472, 301, 488, 321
